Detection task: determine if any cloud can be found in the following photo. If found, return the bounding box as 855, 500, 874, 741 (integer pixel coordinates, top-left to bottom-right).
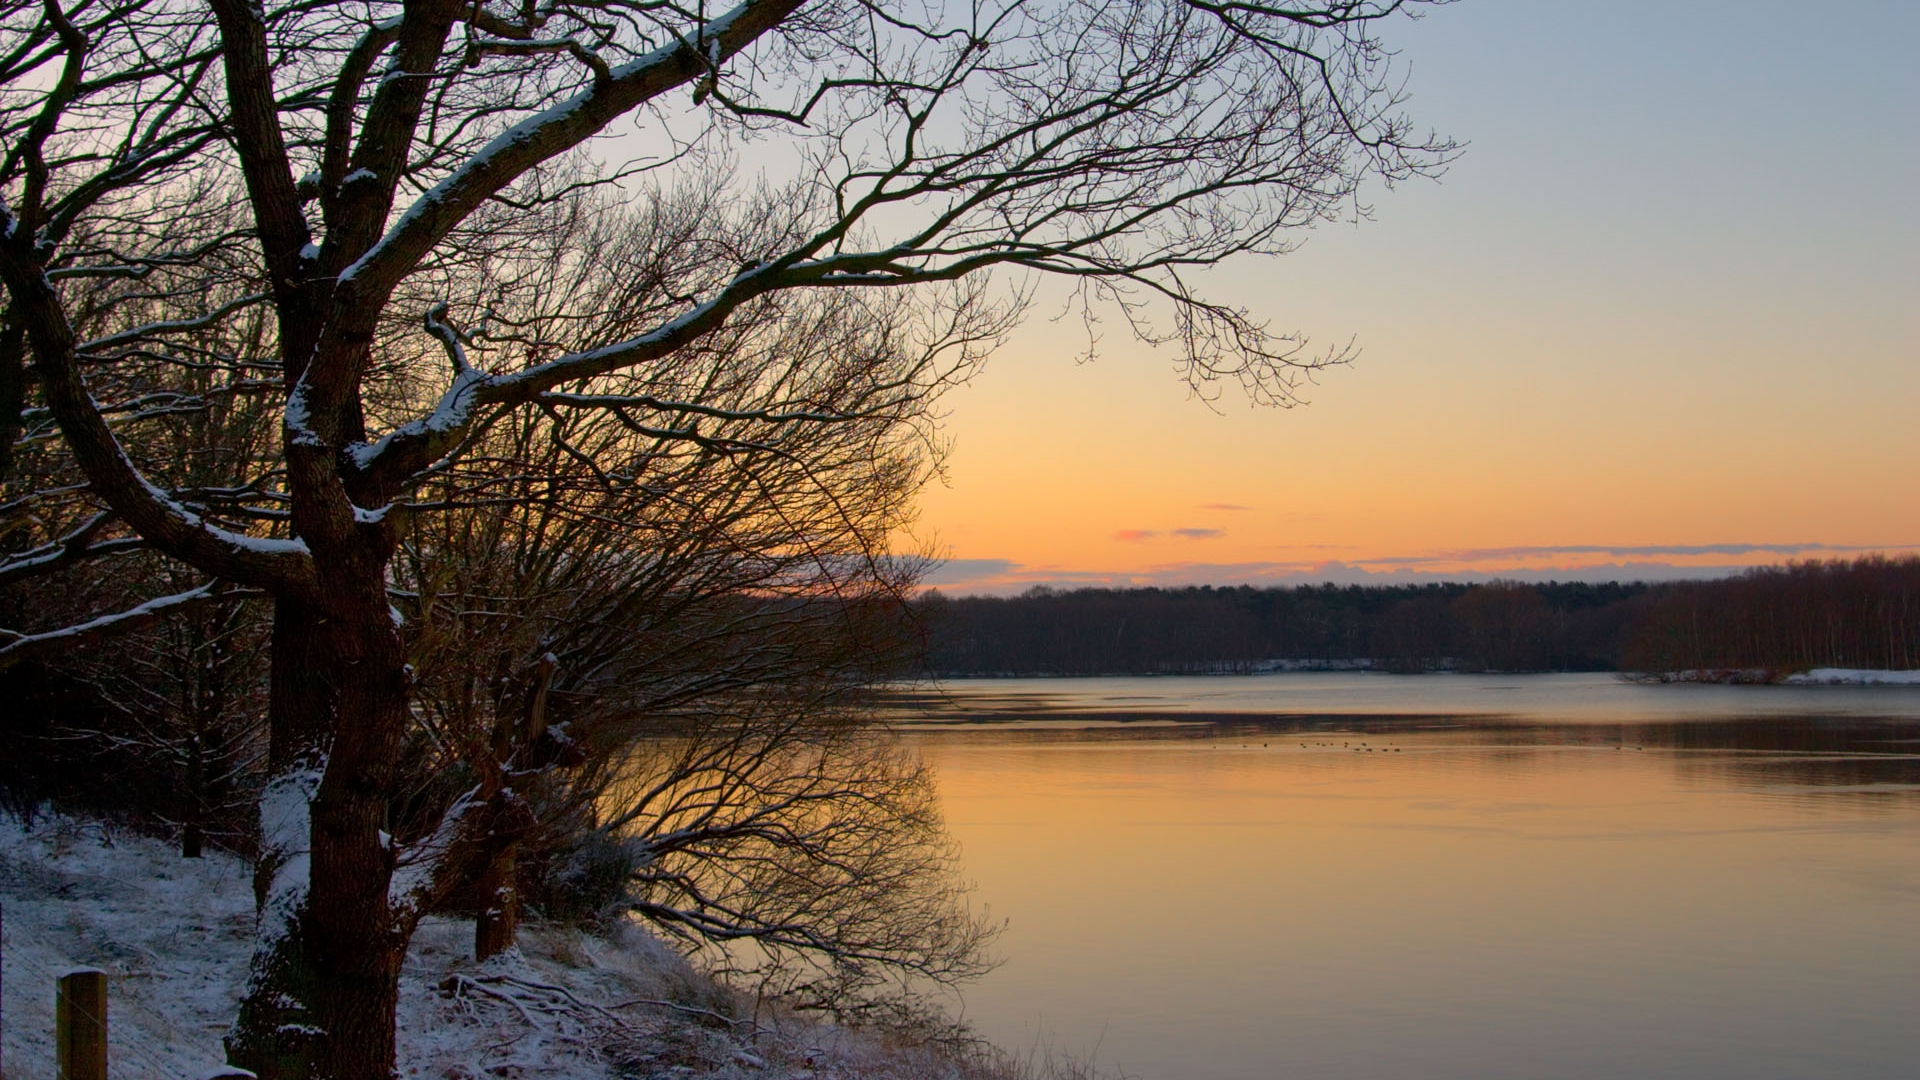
1200, 503, 1251, 511
1114, 527, 1225, 542
1363, 541, 1902, 567
918, 558, 1018, 585
923, 560, 1752, 596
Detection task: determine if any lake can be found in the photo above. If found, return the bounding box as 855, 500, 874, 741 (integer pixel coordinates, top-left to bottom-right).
887, 673, 1920, 1080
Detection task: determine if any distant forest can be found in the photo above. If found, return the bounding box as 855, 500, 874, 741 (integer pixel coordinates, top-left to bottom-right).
913, 556, 1920, 676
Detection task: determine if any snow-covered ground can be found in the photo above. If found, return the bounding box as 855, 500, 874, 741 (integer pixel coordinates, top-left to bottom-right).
0, 814, 1021, 1080
1781, 668, 1920, 686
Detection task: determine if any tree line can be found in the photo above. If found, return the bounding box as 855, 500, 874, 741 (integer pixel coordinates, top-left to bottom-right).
1619, 556, 1920, 674
915, 556, 1920, 675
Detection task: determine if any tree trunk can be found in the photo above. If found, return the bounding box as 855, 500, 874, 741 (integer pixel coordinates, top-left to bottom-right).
228, 597, 335, 1080
182, 733, 205, 858
305, 601, 411, 1080
473, 654, 551, 961
229, 590, 416, 1080
473, 846, 517, 961
0, 316, 24, 483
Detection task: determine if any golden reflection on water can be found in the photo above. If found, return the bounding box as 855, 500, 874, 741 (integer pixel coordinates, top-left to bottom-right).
901, 678, 1920, 1080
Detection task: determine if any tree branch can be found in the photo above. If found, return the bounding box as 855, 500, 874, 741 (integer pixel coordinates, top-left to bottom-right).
0, 581, 263, 672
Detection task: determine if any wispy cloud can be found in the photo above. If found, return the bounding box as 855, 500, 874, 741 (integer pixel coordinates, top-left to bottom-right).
1115, 527, 1225, 542
1365, 541, 1891, 567
922, 559, 1749, 595
1200, 503, 1252, 511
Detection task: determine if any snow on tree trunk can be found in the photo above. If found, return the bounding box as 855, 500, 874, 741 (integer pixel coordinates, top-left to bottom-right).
230, 595, 421, 1080
228, 764, 324, 1080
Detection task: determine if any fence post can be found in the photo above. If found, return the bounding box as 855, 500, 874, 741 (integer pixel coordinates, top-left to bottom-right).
56, 968, 108, 1080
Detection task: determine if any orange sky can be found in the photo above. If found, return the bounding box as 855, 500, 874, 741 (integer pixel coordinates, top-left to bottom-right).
907, 1, 1919, 594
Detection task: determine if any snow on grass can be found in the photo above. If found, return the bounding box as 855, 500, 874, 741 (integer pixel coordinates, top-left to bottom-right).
0, 814, 1026, 1080
0, 815, 255, 1080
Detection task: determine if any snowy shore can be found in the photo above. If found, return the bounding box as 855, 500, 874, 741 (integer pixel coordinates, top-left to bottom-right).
0, 815, 1034, 1080
1647, 668, 1920, 686
1780, 668, 1920, 686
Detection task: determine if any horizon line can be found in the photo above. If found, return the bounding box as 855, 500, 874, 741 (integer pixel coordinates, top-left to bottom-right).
914, 547, 1920, 597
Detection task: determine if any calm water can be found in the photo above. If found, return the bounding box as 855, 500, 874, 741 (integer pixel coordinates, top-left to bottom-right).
891, 674, 1920, 1080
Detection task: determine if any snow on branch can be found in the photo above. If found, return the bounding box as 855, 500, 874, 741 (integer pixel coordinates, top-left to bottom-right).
0, 511, 146, 588
0, 581, 263, 671
535, 391, 854, 425
337, 0, 805, 298
388, 783, 486, 920
78, 292, 270, 354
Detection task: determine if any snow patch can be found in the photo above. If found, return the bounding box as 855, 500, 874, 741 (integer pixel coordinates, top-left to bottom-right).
1783, 668, 1920, 686
254, 767, 320, 954
1, 812, 993, 1080
1648, 668, 1920, 686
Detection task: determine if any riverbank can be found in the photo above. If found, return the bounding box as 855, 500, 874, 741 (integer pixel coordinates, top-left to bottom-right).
0, 814, 1080, 1080
1639, 667, 1920, 686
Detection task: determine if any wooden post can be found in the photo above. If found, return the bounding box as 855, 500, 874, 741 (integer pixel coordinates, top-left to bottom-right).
56, 968, 107, 1080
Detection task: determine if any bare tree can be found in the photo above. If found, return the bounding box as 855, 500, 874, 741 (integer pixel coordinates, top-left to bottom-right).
388, 203, 996, 990
1, 192, 274, 849
0, 0, 1451, 1076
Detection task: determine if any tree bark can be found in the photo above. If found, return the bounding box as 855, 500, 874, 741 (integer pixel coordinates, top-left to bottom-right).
304, 590, 411, 1080
0, 315, 24, 483
473, 847, 516, 961
473, 654, 551, 960
182, 733, 205, 858
229, 588, 416, 1080
228, 598, 340, 1080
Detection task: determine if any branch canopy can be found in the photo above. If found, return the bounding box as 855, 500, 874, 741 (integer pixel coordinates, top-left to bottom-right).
2, 0, 1449, 604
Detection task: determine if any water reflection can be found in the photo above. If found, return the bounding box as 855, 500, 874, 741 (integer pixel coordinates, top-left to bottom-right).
879, 673, 1920, 802
896, 675, 1920, 1080
883, 671, 1920, 725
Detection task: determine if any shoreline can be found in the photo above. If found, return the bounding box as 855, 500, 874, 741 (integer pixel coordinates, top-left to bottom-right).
913, 666, 1920, 685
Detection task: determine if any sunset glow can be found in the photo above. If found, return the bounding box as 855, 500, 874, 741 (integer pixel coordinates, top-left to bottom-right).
909, 1, 1919, 593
